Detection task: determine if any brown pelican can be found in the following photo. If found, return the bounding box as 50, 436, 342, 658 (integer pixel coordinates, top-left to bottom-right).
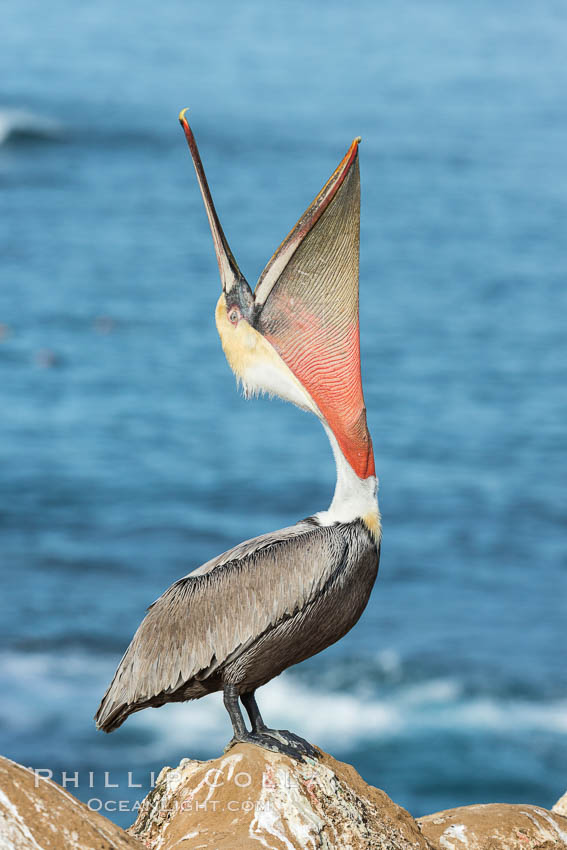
95, 111, 381, 759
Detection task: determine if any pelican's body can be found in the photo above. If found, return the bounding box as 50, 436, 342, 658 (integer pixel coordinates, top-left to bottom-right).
96, 520, 378, 734
95, 114, 381, 757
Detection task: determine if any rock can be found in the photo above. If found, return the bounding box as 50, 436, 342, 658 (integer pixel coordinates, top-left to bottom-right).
418, 803, 567, 850
554, 793, 567, 818
0, 755, 141, 850
2, 747, 567, 850
128, 743, 430, 850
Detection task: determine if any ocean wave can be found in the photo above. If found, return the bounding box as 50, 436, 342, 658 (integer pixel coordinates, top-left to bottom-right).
1, 650, 565, 758
0, 108, 62, 145
138, 675, 567, 757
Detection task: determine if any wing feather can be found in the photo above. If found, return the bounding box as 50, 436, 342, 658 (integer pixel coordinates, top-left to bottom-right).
95, 521, 346, 730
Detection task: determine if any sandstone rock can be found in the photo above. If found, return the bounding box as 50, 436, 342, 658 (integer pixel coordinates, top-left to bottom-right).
418, 803, 567, 850
0, 755, 141, 850
128, 743, 430, 850
554, 793, 567, 818
3, 747, 567, 850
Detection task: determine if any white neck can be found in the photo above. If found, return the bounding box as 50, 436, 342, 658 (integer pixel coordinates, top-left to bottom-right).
315, 424, 380, 537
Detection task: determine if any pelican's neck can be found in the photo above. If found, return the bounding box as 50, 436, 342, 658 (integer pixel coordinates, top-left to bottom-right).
315, 424, 381, 541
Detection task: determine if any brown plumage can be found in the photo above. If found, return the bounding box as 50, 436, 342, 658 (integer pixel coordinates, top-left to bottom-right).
95, 520, 378, 734
95, 114, 381, 759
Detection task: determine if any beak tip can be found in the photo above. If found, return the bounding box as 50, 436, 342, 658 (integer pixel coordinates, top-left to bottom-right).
178, 107, 189, 126
355, 136, 362, 145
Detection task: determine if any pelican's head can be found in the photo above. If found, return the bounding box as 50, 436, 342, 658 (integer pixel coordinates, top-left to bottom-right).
179, 109, 375, 487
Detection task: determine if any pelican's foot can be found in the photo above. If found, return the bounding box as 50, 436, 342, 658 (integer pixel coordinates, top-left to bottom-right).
259, 728, 319, 760
225, 732, 307, 761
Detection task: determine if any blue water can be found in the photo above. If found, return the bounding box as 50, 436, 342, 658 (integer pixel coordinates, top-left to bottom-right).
1, 0, 566, 829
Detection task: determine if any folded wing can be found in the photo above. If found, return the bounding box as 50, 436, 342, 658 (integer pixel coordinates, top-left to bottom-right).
95, 521, 346, 731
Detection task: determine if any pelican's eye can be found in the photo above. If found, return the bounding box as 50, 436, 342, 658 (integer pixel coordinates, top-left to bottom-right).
228, 306, 241, 325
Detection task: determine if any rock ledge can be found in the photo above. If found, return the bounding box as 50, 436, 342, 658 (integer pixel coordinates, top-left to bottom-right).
128, 743, 428, 849
1, 748, 567, 850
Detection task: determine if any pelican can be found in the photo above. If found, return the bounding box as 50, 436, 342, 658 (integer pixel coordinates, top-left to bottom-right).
95, 112, 381, 759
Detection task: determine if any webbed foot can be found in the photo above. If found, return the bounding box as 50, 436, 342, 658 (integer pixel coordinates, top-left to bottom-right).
258, 727, 319, 760
225, 731, 307, 760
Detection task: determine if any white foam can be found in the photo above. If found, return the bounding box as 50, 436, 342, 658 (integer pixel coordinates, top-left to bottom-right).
2, 650, 567, 754
0, 108, 61, 144
134, 673, 567, 757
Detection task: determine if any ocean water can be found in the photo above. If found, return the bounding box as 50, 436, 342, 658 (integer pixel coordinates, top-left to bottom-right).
1, 0, 566, 829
